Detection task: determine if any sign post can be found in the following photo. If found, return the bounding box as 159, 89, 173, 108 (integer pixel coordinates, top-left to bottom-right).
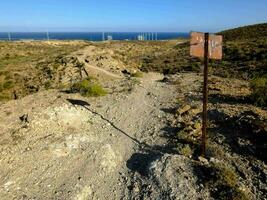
190, 32, 223, 157
202, 33, 209, 157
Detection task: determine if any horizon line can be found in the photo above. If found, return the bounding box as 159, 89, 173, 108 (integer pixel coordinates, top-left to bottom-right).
0, 31, 191, 33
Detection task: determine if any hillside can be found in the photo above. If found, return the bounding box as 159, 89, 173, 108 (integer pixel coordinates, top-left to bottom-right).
212, 24, 267, 79
1, 25, 266, 104
140, 23, 267, 79
219, 23, 267, 41
0, 41, 88, 102
0, 29, 266, 199
211, 36, 267, 79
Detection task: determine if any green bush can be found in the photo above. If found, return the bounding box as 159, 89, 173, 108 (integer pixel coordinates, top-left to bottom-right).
132, 71, 143, 78
250, 76, 267, 107
191, 62, 200, 71
44, 81, 52, 90
210, 162, 250, 200
71, 78, 107, 97
0, 94, 11, 101
3, 81, 13, 89
179, 144, 193, 157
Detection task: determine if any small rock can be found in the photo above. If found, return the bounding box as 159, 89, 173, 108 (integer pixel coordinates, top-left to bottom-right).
209, 157, 220, 164
25, 147, 31, 151
177, 116, 183, 122
190, 108, 202, 115
177, 105, 191, 115
198, 156, 209, 165
133, 186, 140, 193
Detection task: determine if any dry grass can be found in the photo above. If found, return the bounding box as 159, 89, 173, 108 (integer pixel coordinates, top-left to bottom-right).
0, 41, 87, 102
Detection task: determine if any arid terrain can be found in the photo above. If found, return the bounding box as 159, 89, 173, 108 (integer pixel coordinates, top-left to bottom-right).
0, 24, 267, 200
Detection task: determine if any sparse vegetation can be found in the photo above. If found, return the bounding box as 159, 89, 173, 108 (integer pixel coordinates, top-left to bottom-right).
219, 23, 267, 41
197, 161, 250, 200
250, 76, 267, 107
44, 81, 52, 90
210, 163, 250, 200
0, 33, 265, 199
71, 77, 107, 97
206, 140, 225, 158
211, 37, 267, 79
0, 41, 87, 102
131, 78, 141, 85
178, 144, 193, 157
3, 80, 13, 89
140, 41, 200, 74
0, 24, 266, 105
138, 23, 267, 81
132, 71, 143, 78
0, 93, 10, 101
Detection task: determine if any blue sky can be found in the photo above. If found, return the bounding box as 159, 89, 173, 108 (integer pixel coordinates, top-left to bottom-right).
0, 0, 266, 32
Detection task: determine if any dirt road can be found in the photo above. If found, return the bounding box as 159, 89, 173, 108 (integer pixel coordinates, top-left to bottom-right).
0, 72, 178, 200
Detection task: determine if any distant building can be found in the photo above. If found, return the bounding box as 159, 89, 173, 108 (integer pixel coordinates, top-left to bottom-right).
138, 35, 145, 41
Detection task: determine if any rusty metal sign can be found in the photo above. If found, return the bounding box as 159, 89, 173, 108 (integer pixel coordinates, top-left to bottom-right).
190, 32, 223, 60
189, 32, 223, 157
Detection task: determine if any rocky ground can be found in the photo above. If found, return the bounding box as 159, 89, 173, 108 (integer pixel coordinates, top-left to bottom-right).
0, 72, 177, 199
0, 41, 266, 200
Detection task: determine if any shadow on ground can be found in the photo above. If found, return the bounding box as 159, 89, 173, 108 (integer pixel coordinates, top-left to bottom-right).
208, 93, 252, 105
208, 109, 267, 163
126, 105, 182, 176
66, 98, 180, 177
66, 98, 148, 148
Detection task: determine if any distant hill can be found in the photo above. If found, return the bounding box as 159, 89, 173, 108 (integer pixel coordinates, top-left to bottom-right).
219, 23, 267, 41
207, 23, 267, 79
139, 23, 267, 79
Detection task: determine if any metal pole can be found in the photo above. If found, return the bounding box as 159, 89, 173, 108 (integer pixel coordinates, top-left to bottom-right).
46, 31, 50, 41
202, 32, 209, 157
8, 32, 11, 41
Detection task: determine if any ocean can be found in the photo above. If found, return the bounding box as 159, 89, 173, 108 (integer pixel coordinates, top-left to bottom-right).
0, 32, 189, 41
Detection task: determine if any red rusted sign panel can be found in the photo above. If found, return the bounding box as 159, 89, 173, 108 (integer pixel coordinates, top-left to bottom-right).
190, 32, 223, 60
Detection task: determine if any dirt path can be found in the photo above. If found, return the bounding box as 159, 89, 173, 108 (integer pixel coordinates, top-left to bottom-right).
1, 71, 265, 199
75, 46, 122, 79
0, 73, 177, 200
